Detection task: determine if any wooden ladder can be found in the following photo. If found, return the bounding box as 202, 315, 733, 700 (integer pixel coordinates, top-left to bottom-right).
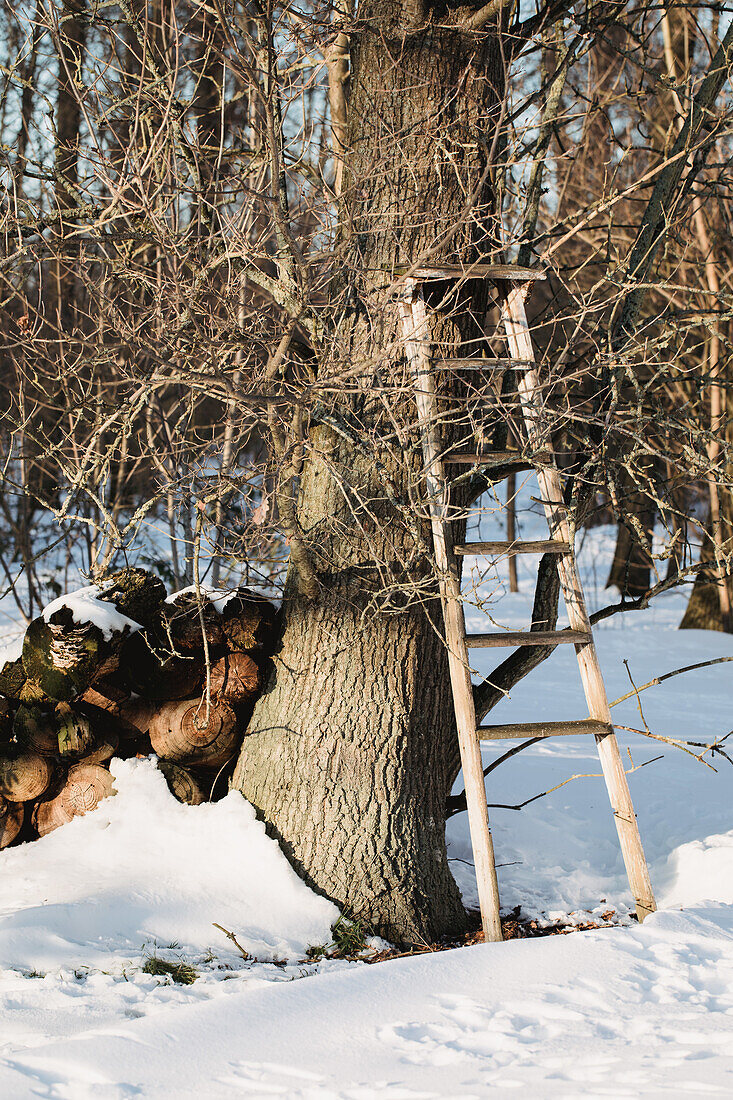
397, 264, 656, 944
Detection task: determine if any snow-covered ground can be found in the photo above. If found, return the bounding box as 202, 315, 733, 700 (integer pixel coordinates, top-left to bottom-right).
2, 494, 733, 1097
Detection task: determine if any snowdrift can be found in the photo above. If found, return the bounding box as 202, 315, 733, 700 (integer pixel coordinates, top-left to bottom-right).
0, 757, 339, 972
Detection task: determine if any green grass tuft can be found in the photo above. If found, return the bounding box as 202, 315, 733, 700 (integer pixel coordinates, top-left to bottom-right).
142, 955, 198, 985
331, 915, 370, 957
307, 916, 371, 961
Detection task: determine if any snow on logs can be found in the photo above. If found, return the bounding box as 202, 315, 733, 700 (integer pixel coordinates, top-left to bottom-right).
0, 570, 277, 847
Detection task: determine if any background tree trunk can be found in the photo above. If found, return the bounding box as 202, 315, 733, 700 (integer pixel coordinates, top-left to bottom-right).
606, 470, 655, 598
681, 504, 733, 631
506, 473, 519, 592
53, 0, 87, 328
606, 515, 654, 597
233, 9, 505, 944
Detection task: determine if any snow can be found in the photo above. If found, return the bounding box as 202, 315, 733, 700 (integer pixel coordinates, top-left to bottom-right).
2, 496, 733, 1096
42, 586, 141, 640
0, 629, 25, 666
4, 908, 733, 1097
165, 584, 240, 613
0, 758, 339, 973
0, 759, 341, 1092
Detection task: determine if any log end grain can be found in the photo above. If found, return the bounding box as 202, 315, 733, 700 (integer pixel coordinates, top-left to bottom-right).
78, 731, 119, 766
33, 794, 74, 837
149, 697, 239, 766
13, 705, 59, 757
209, 652, 260, 702
158, 761, 205, 805
0, 796, 24, 848
60, 764, 115, 816
0, 750, 53, 801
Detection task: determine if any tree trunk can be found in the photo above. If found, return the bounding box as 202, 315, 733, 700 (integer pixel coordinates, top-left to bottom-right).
233, 10, 505, 944
681, 512, 733, 631
606, 474, 655, 597
53, 0, 87, 328
506, 473, 519, 592
606, 517, 654, 597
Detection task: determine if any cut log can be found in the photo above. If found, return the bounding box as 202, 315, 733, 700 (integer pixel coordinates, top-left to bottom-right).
78, 731, 119, 766
0, 749, 53, 800
33, 764, 116, 836
0, 696, 11, 742
0, 658, 27, 701
60, 763, 115, 816
96, 567, 166, 626
33, 794, 73, 837
149, 697, 239, 767
121, 631, 204, 701
158, 761, 205, 806
81, 680, 129, 709
0, 796, 24, 848
20, 573, 156, 704
221, 590, 278, 653
56, 703, 95, 759
13, 705, 59, 757
160, 592, 225, 654
22, 610, 104, 702
117, 698, 158, 738
209, 652, 260, 702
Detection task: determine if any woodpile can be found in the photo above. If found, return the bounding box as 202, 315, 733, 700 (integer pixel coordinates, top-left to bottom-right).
0, 569, 276, 847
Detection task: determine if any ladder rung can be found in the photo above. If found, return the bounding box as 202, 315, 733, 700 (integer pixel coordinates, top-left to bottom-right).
435, 358, 534, 370
466, 630, 591, 648
478, 719, 612, 740
446, 450, 553, 466
454, 540, 571, 556
396, 264, 545, 282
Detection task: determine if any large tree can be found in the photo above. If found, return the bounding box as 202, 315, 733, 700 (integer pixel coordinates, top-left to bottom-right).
231, 4, 507, 944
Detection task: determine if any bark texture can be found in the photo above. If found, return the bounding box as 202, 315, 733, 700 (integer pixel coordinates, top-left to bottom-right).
233, 7, 505, 944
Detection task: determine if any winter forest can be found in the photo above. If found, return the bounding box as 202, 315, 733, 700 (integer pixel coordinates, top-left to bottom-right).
1, 0, 733, 1093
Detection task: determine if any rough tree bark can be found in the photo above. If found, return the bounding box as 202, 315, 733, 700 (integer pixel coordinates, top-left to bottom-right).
232, 7, 505, 944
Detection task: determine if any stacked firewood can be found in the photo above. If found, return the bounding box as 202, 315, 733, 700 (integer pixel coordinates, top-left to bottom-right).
0, 569, 277, 848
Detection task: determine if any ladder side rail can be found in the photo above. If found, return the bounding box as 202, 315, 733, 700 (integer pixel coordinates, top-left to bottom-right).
398, 282, 503, 943
500, 283, 656, 921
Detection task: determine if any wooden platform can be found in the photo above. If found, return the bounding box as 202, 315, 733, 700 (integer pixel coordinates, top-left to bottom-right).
393, 263, 545, 282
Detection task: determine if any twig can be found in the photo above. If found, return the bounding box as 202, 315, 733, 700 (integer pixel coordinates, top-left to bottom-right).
610, 655, 733, 707
212, 923, 252, 961
449, 756, 661, 818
